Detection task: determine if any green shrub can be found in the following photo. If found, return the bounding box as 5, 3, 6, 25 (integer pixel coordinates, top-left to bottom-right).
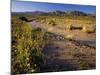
19, 16, 28, 22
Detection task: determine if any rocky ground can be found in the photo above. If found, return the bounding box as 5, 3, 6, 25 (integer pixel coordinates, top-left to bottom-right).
28, 20, 96, 72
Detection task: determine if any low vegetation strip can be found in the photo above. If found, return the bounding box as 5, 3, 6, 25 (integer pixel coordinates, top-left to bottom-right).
11, 17, 46, 74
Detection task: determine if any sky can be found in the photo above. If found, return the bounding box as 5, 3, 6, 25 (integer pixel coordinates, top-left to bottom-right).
12, 0, 96, 14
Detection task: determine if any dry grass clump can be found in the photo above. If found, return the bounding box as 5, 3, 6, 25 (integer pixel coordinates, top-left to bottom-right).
71, 45, 96, 70
47, 27, 53, 32
40, 20, 45, 23
82, 26, 96, 33
65, 34, 75, 41
47, 20, 57, 26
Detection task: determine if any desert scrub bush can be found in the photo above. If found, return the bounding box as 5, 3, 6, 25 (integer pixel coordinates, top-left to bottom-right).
30, 28, 45, 67
47, 20, 56, 26
11, 17, 45, 74
72, 51, 90, 70
19, 16, 29, 22
47, 27, 53, 32
82, 26, 96, 33
65, 34, 75, 41
12, 18, 34, 74
79, 60, 89, 70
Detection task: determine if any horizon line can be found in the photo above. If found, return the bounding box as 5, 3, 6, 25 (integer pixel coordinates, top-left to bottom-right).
11, 10, 96, 14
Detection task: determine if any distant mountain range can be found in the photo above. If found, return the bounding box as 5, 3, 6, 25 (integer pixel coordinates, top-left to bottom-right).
12, 10, 96, 16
